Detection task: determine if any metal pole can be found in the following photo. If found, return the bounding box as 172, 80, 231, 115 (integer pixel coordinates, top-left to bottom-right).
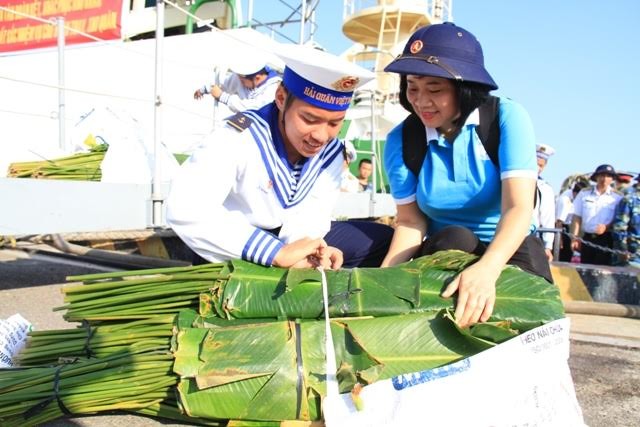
247, 0, 254, 27
152, 0, 165, 228
299, 0, 306, 44
369, 91, 377, 217
56, 17, 66, 151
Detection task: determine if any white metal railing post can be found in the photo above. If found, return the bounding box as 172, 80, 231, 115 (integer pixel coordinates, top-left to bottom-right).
299, 0, 306, 44
152, 0, 165, 228
56, 17, 66, 151
369, 91, 377, 217
247, 0, 254, 27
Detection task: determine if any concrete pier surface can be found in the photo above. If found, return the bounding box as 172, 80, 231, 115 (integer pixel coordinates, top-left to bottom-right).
1, 248, 639, 427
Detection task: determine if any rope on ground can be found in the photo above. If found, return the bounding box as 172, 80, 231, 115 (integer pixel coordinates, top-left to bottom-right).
24, 229, 177, 243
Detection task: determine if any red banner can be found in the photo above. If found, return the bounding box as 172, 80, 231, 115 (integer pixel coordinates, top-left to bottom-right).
0, 0, 124, 53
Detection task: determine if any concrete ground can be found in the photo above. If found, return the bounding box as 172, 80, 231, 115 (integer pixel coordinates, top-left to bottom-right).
1, 248, 639, 427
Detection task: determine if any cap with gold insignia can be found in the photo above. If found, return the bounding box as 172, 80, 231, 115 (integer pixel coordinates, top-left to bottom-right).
536, 143, 555, 161
277, 44, 375, 111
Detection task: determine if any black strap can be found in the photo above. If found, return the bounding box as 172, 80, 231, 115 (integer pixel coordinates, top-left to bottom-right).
402, 96, 500, 176
24, 365, 72, 419
81, 319, 96, 359
476, 95, 500, 168
401, 113, 428, 177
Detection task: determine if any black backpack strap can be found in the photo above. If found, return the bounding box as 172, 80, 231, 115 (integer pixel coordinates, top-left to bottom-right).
476, 95, 500, 168
401, 113, 428, 177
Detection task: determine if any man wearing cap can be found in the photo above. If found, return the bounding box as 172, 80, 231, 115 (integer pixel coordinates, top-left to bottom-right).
533, 144, 556, 261
571, 164, 623, 265
193, 56, 282, 113
612, 173, 640, 267
168, 45, 393, 269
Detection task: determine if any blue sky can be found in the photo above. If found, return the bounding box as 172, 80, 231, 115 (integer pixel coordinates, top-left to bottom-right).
242, 0, 639, 192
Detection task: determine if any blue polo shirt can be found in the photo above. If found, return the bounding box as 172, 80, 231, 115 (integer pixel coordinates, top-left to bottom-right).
384, 97, 538, 242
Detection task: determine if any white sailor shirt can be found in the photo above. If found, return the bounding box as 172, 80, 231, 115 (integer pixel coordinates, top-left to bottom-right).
555, 188, 575, 225
201, 71, 282, 113
573, 186, 622, 233
533, 178, 556, 249
166, 103, 344, 266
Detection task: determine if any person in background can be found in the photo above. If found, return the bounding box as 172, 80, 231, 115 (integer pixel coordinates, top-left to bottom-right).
340, 141, 360, 193
555, 180, 588, 262
613, 173, 640, 268
357, 158, 373, 192
168, 45, 393, 270
193, 55, 282, 113
571, 164, 622, 266
381, 23, 552, 328
533, 143, 556, 261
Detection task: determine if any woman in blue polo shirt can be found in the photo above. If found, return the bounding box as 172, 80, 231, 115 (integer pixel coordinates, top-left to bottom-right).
381, 23, 552, 328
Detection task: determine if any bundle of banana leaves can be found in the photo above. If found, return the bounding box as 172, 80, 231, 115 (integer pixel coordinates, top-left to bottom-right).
172, 309, 509, 421
2, 251, 565, 425
6, 143, 107, 181
58, 251, 562, 329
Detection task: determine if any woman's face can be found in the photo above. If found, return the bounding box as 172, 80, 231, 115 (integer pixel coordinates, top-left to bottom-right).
406, 75, 459, 131
275, 86, 346, 163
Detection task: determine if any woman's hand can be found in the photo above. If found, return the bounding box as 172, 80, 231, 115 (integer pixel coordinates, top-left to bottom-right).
441, 260, 501, 328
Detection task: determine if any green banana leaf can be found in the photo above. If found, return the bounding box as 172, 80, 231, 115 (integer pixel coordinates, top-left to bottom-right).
200, 251, 564, 327
173, 310, 503, 422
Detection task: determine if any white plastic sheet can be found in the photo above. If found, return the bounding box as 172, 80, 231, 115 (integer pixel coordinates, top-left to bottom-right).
324, 317, 585, 427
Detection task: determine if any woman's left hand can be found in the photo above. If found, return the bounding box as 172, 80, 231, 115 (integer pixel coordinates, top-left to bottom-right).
441, 261, 502, 328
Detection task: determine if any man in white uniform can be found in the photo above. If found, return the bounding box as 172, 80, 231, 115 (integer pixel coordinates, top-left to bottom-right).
193, 55, 282, 113
571, 164, 623, 265
533, 144, 556, 261
168, 45, 393, 269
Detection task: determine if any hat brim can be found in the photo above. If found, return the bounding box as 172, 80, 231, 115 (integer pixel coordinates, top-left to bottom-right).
384, 56, 498, 90
590, 172, 617, 181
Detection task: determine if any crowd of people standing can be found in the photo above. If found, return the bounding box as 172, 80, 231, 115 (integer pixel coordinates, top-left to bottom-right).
538, 159, 638, 268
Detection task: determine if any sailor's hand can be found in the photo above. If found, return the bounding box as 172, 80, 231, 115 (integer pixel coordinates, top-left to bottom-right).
273, 238, 328, 269
210, 85, 223, 100
193, 89, 204, 100
594, 224, 607, 235
315, 246, 343, 270
441, 260, 500, 328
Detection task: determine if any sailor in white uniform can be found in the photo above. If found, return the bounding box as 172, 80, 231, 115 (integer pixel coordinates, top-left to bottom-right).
168, 45, 393, 269
533, 143, 557, 260
193, 55, 282, 113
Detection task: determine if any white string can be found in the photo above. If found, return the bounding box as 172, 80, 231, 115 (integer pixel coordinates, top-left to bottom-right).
0, 75, 213, 121
318, 266, 339, 399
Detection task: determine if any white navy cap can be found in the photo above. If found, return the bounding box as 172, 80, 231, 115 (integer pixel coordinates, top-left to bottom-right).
277, 45, 375, 111
229, 53, 268, 76
536, 143, 555, 160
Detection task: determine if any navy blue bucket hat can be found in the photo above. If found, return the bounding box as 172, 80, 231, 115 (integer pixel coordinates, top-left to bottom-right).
590, 164, 617, 181
385, 22, 498, 90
